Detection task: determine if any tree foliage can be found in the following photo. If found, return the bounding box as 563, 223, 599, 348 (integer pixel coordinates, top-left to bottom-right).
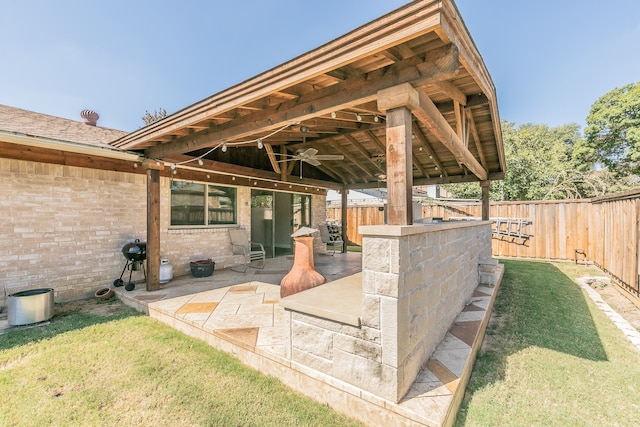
575, 82, 640, 177
445, 121, 614, 201
141, 108, 167, 126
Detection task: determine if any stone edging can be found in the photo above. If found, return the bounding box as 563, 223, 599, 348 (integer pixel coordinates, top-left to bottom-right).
575, 277, 640, 353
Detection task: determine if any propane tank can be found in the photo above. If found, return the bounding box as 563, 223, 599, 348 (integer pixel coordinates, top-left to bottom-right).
159, 258, 173, 284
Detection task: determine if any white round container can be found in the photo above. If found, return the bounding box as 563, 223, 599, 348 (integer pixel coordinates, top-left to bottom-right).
159, 258, 174, 284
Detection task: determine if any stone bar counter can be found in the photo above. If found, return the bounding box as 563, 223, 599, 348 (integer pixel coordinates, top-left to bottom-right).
280, 220, 493, 403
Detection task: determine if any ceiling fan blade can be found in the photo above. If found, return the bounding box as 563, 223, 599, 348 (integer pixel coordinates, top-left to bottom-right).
304, 158, 322, 166
315, 154, 344, 161
300, 148, 318, 157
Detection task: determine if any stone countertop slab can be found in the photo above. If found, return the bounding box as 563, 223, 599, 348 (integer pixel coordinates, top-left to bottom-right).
280, 273, 362, 327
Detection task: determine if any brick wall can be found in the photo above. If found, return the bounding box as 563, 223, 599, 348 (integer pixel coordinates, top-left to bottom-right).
0, 158, 147, 301
1, 158, 328, 303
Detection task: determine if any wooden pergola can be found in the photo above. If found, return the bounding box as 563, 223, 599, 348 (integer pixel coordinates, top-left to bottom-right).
111, 0, 505, 290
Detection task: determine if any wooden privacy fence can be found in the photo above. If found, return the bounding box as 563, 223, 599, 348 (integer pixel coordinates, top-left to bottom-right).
327, 189, 640, 299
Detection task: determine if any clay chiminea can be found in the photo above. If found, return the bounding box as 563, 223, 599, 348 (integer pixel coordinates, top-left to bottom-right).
280, 227, 326, 298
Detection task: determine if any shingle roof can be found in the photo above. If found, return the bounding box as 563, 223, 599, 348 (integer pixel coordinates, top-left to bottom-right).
0, 104, 128, 147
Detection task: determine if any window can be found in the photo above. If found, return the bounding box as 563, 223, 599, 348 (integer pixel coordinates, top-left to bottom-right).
170, 181, 237, 226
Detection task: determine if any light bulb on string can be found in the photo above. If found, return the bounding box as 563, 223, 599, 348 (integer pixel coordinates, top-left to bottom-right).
221, 142, 227, 152
257, 138, 263, 149
197, 158, 204, 166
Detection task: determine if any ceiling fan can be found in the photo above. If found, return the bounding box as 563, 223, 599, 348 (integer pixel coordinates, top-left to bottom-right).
277, 147, 344, 166
273, 126, 344, 177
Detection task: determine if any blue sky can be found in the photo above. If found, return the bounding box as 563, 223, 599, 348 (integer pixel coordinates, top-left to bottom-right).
1, 1, 638, 132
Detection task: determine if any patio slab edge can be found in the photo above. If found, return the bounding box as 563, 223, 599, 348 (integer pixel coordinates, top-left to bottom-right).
117, 265, 504, 427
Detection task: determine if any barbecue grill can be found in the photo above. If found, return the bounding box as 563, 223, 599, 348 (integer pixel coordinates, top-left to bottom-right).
113, 239, 146, 291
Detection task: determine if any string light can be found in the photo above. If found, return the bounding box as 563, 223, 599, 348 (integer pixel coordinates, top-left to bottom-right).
158, 121, 297, 169
331, 112, 337, 118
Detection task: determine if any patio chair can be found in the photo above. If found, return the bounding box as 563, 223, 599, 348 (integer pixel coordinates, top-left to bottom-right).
319, 223, 344, 255
229, 229, 266, 272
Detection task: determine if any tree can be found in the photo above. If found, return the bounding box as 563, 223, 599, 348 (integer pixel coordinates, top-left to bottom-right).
576, 82, 640, 177
445, 121, 611, 201
141, 108, 167, 126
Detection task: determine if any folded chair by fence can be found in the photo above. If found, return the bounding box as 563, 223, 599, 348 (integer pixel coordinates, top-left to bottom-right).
319, 223, 344, 255
229, 229, 266, 272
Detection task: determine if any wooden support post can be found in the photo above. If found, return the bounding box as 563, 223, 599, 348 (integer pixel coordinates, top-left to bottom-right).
481, 180, 491, 221
378, 86, 415, 225
341, 188, 349, 252
143, 159, 163, 291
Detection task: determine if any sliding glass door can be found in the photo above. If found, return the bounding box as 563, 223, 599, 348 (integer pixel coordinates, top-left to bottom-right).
250, 190, 311, 258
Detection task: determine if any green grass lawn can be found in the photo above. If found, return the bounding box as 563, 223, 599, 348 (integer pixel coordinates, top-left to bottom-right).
4, 259, 640, 426
0, 301, 363, 427
457, 259, 640, 426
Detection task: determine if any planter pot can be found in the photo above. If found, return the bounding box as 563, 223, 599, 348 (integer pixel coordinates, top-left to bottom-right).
94, 287, 114, 300
190, 259, 214, 277
7, 288, 54, 326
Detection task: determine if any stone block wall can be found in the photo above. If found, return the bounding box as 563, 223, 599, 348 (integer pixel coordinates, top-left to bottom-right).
359, 222, 492, 401
285, 221, 492, 402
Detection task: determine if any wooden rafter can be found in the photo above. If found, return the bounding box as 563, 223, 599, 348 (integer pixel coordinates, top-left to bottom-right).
342, 134, 385, 174
145, 44, 460, 160
411, 87, 487, 180
465, 109, 488, 170
329, 141, 376, 179
263, 143, 281, 174
412, 127, 447, 177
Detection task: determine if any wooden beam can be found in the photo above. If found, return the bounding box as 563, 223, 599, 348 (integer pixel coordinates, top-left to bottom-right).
144, 161, 162, 291
429, 81, 467, 106
264, 143, 281, 174
411, 126, 447, 177
341, 188, 349, 252
350, 171, 505, 189
165, 154, 340, 190
382, 83, 486, 181
481, 181, 491, 221
384, 106, 413, 225
466, 109, 488, 170
145, 44, 460, 160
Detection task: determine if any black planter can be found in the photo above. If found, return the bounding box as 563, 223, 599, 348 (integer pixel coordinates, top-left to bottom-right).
190, 259, 215, 277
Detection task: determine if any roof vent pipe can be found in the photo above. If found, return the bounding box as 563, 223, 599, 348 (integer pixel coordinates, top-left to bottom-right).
80, 109, 99, 126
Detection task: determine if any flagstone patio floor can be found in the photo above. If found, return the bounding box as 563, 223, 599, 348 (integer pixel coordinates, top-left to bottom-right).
113, 252, 502, 427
